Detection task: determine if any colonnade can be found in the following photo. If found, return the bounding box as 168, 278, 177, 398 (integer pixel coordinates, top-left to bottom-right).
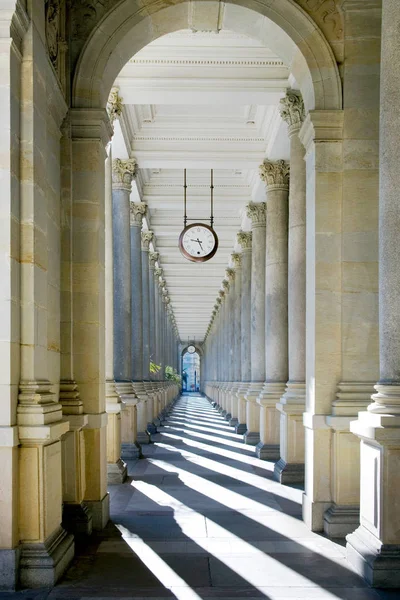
107, 95, 180, 474
203, 71, 400, 586
204, 91, 302, 480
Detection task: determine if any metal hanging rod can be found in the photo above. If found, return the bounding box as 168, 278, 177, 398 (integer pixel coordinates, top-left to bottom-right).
182, 169, 215, 228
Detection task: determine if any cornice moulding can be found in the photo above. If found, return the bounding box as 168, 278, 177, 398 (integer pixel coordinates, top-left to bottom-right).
299, 110, 344, 156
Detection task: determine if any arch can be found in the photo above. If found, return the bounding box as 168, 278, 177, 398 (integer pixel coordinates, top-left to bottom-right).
182, 349, 201, 392
73, 0, 342, 113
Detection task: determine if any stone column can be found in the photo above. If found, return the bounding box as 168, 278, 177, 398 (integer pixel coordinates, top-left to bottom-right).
256, 160, 289, 461
16, 26, 73, 583
58, 118, 92, 536
130, 202, 150, 445
346, 0, 400, 586
299, 111, 344, 532
217, 292, 224, 394
244, 203, 266, 445
112, 159, 136, 382
223, 268, 235, 419
229, 253, 242, 427
274, 91, 306, 483
324, 1, 380, 539
112, 161, 142, 457
67, 109, 114, 536
236, 232, 252, 434
149, 252, 158, 377
154, 267, 163, 381
141, 231, 153, 381
105, 139, 126, 485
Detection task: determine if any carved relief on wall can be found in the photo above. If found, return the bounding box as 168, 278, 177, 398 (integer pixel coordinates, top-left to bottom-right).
45, 0, 60, 66
296, 0, 343, 41
45, 0, 68, 92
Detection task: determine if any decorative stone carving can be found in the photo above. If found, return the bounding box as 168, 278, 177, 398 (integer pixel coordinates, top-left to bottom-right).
149, 251, 159, 268
107, 87, 123, 125
218, 290, 224, 300
159, 278, 166, 289
141, 230, 154, 250
112, 158, 137, 191
222, 279, 230, 291
297, 0, 343, 41
225, 268, 235, 282
246, 202, 266, 226
162, 296, 170, 305
231, 253, 242, 268
155, 267, 163, 278
280, 90, 305, 134
129, 202, 146, 227
259, 160, 290, 191
237, 230, 252, 249
45, 0, 60, 67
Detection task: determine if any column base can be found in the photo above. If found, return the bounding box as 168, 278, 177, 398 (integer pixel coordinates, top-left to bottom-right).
107, 458, 128, 485
121, 442, 140, 461
225, 412, 232, 421
153, 417, 162, 427
323, 504, 359, 538
229, 417, 238, 427
0, 548, 20, 591
85, 493, 109, 531
221, 409, 227, 417
255, 441, 280, 461
235, 422, 246, 434
62, 502, 93, 537
137, 430, 151, 445
302, 493, 331, 532
346, 526, 400, 588
243, 431, 260, 446
274, 458, 304, 484
19, 526, 74, 588
147, 423, 158, 435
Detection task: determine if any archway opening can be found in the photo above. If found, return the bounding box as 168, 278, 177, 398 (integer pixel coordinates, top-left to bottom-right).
182, 349, 201, 393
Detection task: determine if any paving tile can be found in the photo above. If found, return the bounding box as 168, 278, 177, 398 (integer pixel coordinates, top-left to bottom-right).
9, 395, 400, 600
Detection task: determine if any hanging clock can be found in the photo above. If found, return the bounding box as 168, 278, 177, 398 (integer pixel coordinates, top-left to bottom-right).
178, 169, 219, 263
179, 222, 218, 263
187, 345, 196, 354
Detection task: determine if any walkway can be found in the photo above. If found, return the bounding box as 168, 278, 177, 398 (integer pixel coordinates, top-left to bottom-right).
6, 395, 398, 600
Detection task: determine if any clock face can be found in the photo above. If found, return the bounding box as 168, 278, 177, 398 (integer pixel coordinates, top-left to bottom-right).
187, 345, 196, 354
179, 223, 218, 263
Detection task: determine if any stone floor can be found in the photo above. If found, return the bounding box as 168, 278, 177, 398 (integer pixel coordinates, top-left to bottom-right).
3, 394, 400, 600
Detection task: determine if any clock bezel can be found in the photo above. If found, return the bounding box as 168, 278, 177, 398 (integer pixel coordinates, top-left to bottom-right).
179, 222, 218, 263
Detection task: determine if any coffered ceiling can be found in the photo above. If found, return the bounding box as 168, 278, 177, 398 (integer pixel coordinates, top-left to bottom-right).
112, 29, 291, 341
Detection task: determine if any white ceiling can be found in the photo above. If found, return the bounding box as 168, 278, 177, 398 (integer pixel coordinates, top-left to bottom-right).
112, 29, 291, 341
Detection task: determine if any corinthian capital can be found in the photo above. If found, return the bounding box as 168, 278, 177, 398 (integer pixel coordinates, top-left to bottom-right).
237, 230, 252, 249
155, 267, 163, 278
107, 87, 123, 125
259, 160, 290, 191
162, 296, 170, 305
225, 267, 235, 282
246, 202, 266, 227
222, 279, 230, 292
231, 252, 242, 268
218, 290, 224, 300
112, 158, 137, 191
279, 89, 305, 134
149, 251, 159, 268
130, 202, 146, 227
141, 230, 154, 250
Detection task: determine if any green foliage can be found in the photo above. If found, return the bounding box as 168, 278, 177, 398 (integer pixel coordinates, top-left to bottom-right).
150, 360, 161, 374
165, 365, 181, 384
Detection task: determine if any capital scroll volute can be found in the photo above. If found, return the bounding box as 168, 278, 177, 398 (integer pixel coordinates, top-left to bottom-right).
112, 158, 137, 191
129, 202, 146, 227
246, 202, 266, 227
259, 160, 290, 191
141, 230, 154, 250
279, 89, 305, 135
